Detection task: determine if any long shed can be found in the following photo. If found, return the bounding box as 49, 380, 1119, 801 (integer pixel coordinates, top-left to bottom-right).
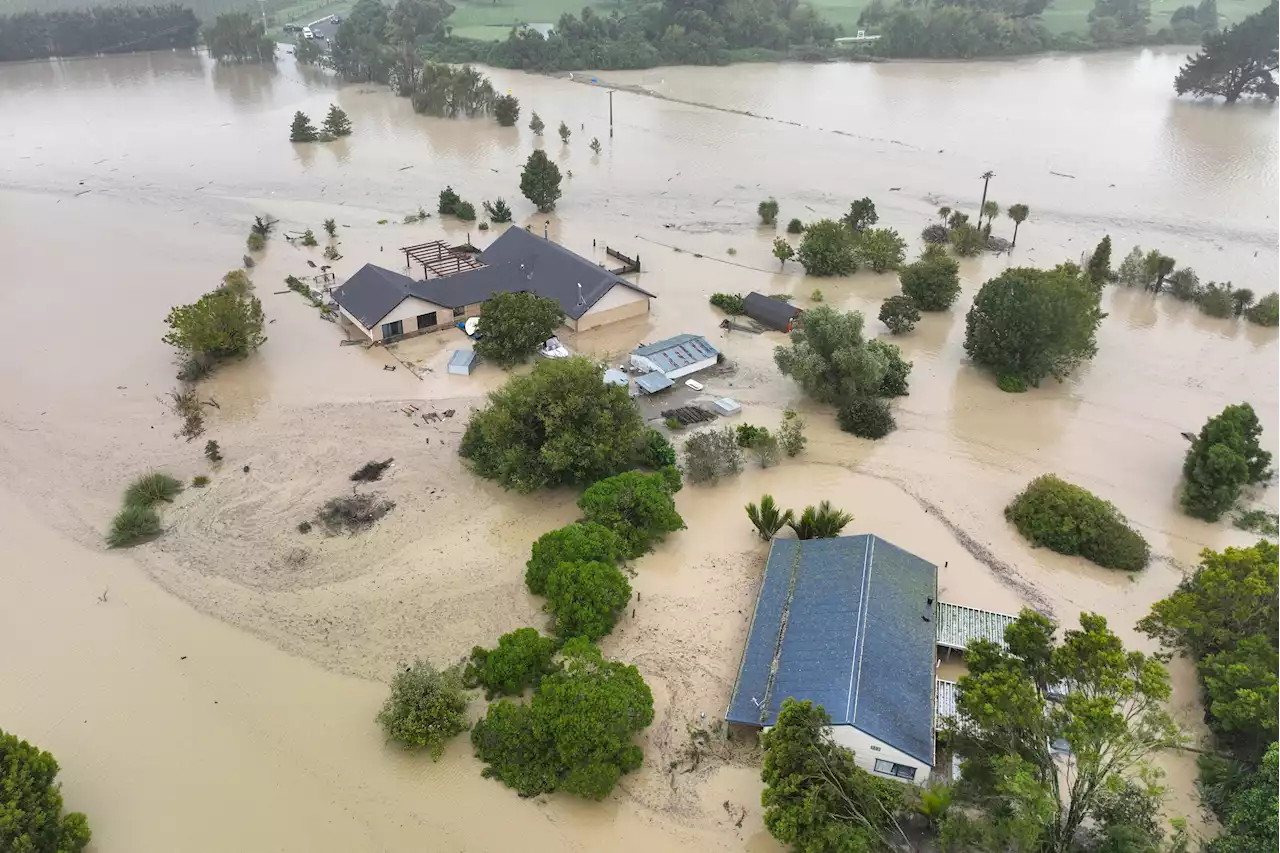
744, 292, 802, 332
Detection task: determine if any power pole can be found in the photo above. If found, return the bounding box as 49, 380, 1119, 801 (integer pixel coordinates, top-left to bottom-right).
978, 170, 995, 224
608, 89, 614, 138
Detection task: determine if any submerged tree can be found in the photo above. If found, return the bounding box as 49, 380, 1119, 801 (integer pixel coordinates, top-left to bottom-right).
558, 120, 571, 143
411, 62, 496, 117
879, 295, 920, 334
289, 111, 318, 142
1087, 235, 1113, 284
322, 105, 353, 137
494, 93, 520, 126
774, 304, 907, 403
163, 281, 266, 365
589, 136, 602, 154
900, 246, 961, 310
758, 198, 780, 226
796, 219, 857, 276
841, 196, 878, 233
520, 149, 563, 213
1180, 403, 1272, 521
483, 197, 513, 222
1175, 1, 1278, 103
529, 111, 545, 135
772, 236, 795, 268
1006, 203, 1030, 246
854, 227, 907, 273
206, 11, 275, 62
746, 494, 793, 541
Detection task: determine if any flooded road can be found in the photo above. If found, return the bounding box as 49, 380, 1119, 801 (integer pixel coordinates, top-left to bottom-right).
0, 47, 1275, 851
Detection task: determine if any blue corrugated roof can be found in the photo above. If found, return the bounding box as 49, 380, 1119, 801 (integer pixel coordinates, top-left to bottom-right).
726, 535, 938, 766
634, 372, 674, 394
632, 334, 719, 373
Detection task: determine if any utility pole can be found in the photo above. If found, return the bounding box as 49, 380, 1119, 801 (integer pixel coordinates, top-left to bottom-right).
978, 170, 995, 224
608, 89, 614, 138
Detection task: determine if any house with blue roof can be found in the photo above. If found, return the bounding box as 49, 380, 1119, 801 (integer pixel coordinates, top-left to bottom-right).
726, 534, 940, 784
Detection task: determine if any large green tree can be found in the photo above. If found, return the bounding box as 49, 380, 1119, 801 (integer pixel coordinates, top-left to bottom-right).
1004, 474, 1150, 571
963, 264, 1104, 390
1180, 403, 1272, 521
761, 698, 909, 851
941, 611, 1182, 853
474, 291, 564, 368
545, 559, 632, 640
331, 0, 395, 82
460, 357, 646, 492
471, 639, 654, 800
389, 0, 456, 94
854, 227, 907, 273
464, 627, 560, 699
774, 304, 907, 404
1175, 0, 1278, 103
841, 197, 879, 233
520, 149, 563, 212
796, 219, 858, 276
0, 729, 91, 853
577, 470, 685, 558
205, 12, 275, 62
162, 279, 266, 364
899, 246, 962, 311
525, 522, 625, 595
1206, 742, 1278, 853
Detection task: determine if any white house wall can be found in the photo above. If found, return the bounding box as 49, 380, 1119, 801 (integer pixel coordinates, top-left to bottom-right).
829, 725, 931, 786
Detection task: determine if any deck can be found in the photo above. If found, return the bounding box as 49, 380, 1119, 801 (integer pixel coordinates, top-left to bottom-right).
935, 601, 1016, 651
934, 679, 957, 731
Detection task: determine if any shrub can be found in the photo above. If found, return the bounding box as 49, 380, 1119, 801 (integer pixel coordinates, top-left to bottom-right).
868, 340, 911, 397
664, 416, 682, 430
162, 285, 266, 365
811, 288, 824, 302
921, 223, 949, 244
683, 427, 743, 484
837, 396, 895, 439
454, 200, 477, 221
474, 291, 564, 368
494, 93, 520, 126
735, 423, 771, 448
107, 504, 162, 547
879, 295, 920, 334
545, 560, 632, 641
300, 229, 318, 247
323, 218, 337, 237
578, 471, 684, 558
438, 186, 461, 215
710, 292, 746, 315
525, 522, 625, 595
778, 410, 807, 457
787, 218, 804, 234
464, 628, 560, 698
124, 471, 184, 507
483, 198, 513, 223
322, 244, 340, 261
797, 219, 857, 276
1232, 509, 1279, 537
350, 458, 393, 482
788, 501, 853, 539
997, 374, 1029, 393
948, 222, 986, 257
637, 429, 677, 470
246, 231, 265, 251
1004, 475, 1150, 571
0, 729, 92, 853
900, 250, 961, 311
297, 520, 312, 533
1246, 293, 1279, 326
1199, 284, 1234, 318
316, 493, 395, 533
746, 494, 793, 541
1166, 267, 1202, 302
854, 228, 907, 273
758, 198, 780, 225
478, 221, 490, 231
1116, 246, 1147, 286
1182, 403, 1272, 521
192, 475, 210, 487
375, 661, 469, 758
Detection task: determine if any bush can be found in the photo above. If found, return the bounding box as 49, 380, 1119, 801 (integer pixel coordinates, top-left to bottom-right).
1246, 293, 1279, 326
124, 471, 184, 507
454, 200, 477, 221
710, 292, 746, 315
758, 198, 780, 225
0, 729, 92, 853
746, 494, 793, 540
460, 358, 646, 492
525, 522, 625, 595
868, 340, 911, 397
1233, 509, 1279, 537
797, 219, 857, 276
900, 250, 961, 311
854, 227, 907, 273
683, 427, 743, 484
735, 423, 771, 448
204, 439, 222, 462
494, 93, 520, 126
1199, 284, 1234, 318
316, 493, 395, 533
787, 218, 804, 234
948, 222, 986, 257
438, 186, 461, 215
997, 374, 1029, 393
1004, 475, 1150, 571
879, 295, 920, 334
375, 661, 469, 758
350, 458, 393, 482
921, 223, 949, 244
578, 471, 684, 558
483, 198, 513, 223
788, 500, 854, 539
837, 396, 895, 439
810, 288, 824, 302
300, 229, 318, 247
464, 628, 560, 699
778, 410, 807, 457
297, 520, 312, 533
107, 503, 162, 547
162, 284, 266, 365
192, 475, 210, 487
1167, 267, 1202, 302
637, 429, 677, 470
246, 231, 265, 251
1182, 403, 1272, 521
474, 291, 564, 368
545, 560, 632, 640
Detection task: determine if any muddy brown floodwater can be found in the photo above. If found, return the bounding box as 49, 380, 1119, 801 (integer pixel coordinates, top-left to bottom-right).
1, 46, 1276, 852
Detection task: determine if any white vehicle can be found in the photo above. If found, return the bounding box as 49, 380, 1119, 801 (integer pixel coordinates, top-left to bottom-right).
302, 26, 314, 39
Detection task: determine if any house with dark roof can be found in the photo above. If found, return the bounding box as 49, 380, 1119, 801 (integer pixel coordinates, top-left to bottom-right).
744, 292, 802, 332
726, 535, 939, 784
331, 227, 655, 342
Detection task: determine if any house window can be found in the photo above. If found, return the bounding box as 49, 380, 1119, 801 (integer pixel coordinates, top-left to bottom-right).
416, 312, 437, 331
874, 759, 917, 781
453, 306, 466, 318
381, 319, 404, 339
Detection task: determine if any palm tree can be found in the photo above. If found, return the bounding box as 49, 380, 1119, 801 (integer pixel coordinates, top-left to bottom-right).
981, 200, 1000, 232
787, 500, 853, 540
914, 783, 953, 831
937, 205, 952, 223
251, 215, 278, 238
745, 495, 793, 541
947, 210, 969, 230
1006, 203, 1029, 247
977, 169, 995, 223
1231, 288, 1256, 316
1154, 255, 1176, 293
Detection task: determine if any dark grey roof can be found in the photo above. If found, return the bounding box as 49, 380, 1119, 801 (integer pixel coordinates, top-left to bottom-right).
331, 264, 415, 328
745, 292, 801, 331
726, 535, 938, 766
635, 372, 674, 394
632, 334, 719, 372
333, 228, 655, 327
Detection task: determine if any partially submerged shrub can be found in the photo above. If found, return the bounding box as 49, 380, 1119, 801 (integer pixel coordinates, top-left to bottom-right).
376, 660, 469, 759
788, 501, 853, 540
879, 295, 920, 335
1246, 292, 1278, 326
350, 458, 394, 482
1004, 475, 1150, 571
921, 223, 949, 244
454, 200, 477, 221
1233, 508, 1279, 537
438, 186, 461, 215
683, 426, 743, 484
758, 198, 779, 226
746, 494, 793, 541
710, 293, 746, 315
545, 560, 632, 641
578, 471, 684, 559
636, 429, 677, 471
1198, 283, 1234, 318
124, 471, 184, 507
297, 520, 312, 534
464, 628, 560, 699
735, 423, 771, 448
204, 440, 223, 462
525, 522, 624, 595
192, 475, 210, 487
107, 504, 161, 547
786, 218, 804, 234
317, 493, 395, 534
837, 396, 895, 439
246, 231, 265, 251
166, 387, 205, 441
778, 410, 807, 457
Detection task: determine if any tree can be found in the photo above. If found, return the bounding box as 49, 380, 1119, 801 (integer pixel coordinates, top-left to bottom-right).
787, 217, 804, 234
1151, 254, 1176, 293
778, 411, 806, 457
841, 197, 878, 233
869, 339, 911, 397
1087, 235, 1113, 284
938, 205, 952, 222
963, 265, 1105, 389
465, 628, 560, 699
578, 471, 684, 558
460, 357, 646, 492
438, 185, 461, 214
941, 611, 1182, 853
772, 236, 794, 268
683, 427, 743, 484
1206, 742, 1278, 853
589, 137, 601, 154
322, 105, 353, 137
796, 219, 857, 276
294, 36, 323, 65
529, 111, 545, 135
879, 295, 920, 335
981, 199, 1000, 230
1230, 288, 1255, 315
1166, 267, 1202, 301
494, 93, 520, 126
1174, 1, 1278, 103
289, 110, 318, 142
900, 247, 961, 310
774, 305, 906, 404
1246, 292, 1279, 325
375, 660, 469, 758
1180, 403, 1272, 521
520, 149, 563, 213
637, 429, 677, 471
949, 222, 986, 257
411, 62, 496, 116
976, 169, 995, 226
758, 198, 780, 225
545, 559, 632, 640
0, 729, 91, 853
855, 227, 907, 273
1140, 540, 1277, 759
1004, 474, 1150, 571
761, 699, 909, 851
473, 291, 563, 368
323, 218, 337, 238
206, 12, 275, 62
388, 0, 456, 91
745, 494, 793, 540
1007, 203, 1030, 246
1116, 246, 1147, 286
837, 396, 896, 438
163, 281, 266, 364
300, 228, 318, 246
526, 522, 624, 595
558, 120, 571, 143
788, 500, 853, 539
1199, 282, 1235, 317
471, 639, 654, 800
483, 198, 513, 222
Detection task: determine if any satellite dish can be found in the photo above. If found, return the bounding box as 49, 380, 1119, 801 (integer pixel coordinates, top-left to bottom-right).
464, 317, 480, 336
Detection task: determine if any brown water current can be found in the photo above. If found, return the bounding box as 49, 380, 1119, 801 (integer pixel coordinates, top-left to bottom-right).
1, 47, 1276, 851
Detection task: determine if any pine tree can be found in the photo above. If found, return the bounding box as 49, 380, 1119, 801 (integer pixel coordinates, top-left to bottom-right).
289, 111, 318, 142
529, 111, 545, 135
494, 94, 520, 127
322, 105, 352, 137
520, 149, 563, 213
1087, 235, 1113, 284
558, 121, 571, 143
589, 137, 602, 154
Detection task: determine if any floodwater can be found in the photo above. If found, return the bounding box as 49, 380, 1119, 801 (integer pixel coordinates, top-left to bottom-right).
1, 46, 1276, 851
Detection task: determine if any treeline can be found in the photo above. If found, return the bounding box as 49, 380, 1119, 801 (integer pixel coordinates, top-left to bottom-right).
0, 4, 199, 62
0, 0, 285, 22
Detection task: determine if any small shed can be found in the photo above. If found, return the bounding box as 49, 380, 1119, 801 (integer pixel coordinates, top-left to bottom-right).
745, 292, 802, 332
447, 350, 477, 375
713, 398, 742, 416
635, 372, 674, 395
631, 334, 719, 379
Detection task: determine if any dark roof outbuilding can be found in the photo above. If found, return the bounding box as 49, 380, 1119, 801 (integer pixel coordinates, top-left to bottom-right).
744, 292, 802, 332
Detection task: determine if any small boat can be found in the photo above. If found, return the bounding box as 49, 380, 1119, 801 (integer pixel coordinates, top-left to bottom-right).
538, 336, 570, 358
685, 379, 704, 391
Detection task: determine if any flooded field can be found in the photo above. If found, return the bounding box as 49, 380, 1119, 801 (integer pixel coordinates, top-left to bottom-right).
0, 46, 1276, 851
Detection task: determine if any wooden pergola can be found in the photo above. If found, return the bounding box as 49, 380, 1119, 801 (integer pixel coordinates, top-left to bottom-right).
401, 241, 484, 279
